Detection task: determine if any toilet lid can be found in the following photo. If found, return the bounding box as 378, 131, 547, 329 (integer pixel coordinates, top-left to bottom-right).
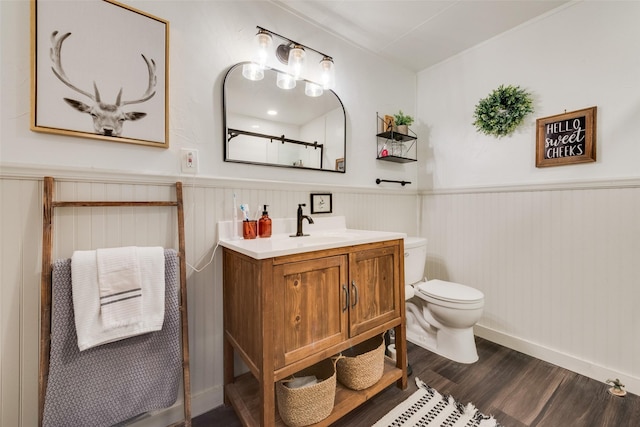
417, 279, 484, 303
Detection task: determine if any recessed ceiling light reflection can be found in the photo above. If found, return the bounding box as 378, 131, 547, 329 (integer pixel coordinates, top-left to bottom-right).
267, 110, 278, 116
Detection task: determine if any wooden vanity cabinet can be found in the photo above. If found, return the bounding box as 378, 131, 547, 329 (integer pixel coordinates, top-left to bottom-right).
273, 254, 348, 369
348, 244, 400, 337
223, 239, 407, 427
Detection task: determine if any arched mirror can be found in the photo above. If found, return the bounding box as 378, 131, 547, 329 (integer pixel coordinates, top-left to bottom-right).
223, 62, 346, 172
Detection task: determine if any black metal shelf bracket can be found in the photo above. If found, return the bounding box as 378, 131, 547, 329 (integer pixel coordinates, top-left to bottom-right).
376, 178, 411, 186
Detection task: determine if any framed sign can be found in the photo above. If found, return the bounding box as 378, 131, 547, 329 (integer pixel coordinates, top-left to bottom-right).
31, 0, 169, 147
383, 115, 395, 132
310, 193, 332, 214
536, 107, 597, 167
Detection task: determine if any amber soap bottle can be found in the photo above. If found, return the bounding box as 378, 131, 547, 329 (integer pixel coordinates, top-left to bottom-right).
258, 205, 272, 238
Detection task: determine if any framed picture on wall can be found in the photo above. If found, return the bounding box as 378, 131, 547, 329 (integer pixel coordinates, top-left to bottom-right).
536, 107, 597, 167
31, 0, 170, 147
310, 193, 332, 214
383, 115, 395, 132
335, 158, 345, 172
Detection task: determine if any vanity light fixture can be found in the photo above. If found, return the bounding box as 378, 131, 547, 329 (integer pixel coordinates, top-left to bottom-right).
248, 26, 336, 94
320, 56, 335, 90
254, 28, 273, 69
243, 28, 273, 81
242, 63, 264, 81
305, 82, 323, 97
287, 44, 305, 80
276, 72, 296, 90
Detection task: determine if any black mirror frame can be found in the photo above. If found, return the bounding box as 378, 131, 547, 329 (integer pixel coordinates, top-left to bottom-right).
222, 62, 346, 173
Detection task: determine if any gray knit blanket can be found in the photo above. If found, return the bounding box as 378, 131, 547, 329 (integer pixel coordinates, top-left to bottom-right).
43, 249, 181, 427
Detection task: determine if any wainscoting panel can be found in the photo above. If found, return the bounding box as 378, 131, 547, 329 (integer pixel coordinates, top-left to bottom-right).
0, 173, 417, 426
421, 185, 640, 393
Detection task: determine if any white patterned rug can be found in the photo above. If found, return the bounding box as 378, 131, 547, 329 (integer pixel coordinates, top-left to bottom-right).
373, 378, 501, 427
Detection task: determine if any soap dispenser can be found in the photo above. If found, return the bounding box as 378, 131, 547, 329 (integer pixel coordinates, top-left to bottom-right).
258, 205, 272, 238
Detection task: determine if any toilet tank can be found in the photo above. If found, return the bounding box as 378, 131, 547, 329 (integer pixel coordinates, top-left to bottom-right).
403, 237, 427, 285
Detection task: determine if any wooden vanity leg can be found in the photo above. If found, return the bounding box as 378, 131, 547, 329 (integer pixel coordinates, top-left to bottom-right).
259, 375, 275, 427
395, 322, 408, 389
223, 334, 234, 405
260, 262, 276, 426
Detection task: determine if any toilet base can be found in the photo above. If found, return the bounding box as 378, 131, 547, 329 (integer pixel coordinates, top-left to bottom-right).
406, 325, 479, 364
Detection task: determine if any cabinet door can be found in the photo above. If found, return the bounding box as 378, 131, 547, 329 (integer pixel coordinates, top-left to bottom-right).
273, 255, 348, 369
348, 244, 401, 337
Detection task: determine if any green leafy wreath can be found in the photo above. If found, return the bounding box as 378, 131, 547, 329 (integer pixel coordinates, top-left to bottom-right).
473, 85, 534, 138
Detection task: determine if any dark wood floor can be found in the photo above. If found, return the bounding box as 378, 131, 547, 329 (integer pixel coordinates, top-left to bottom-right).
194, 337, 639, 426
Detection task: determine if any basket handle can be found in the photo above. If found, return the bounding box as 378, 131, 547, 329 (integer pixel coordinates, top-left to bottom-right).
331, 354, 345, 367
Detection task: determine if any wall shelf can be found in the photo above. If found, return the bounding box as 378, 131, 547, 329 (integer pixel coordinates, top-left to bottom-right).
376, 113, 417, 163
376, 130, 417, 142
376, 155, 416, 164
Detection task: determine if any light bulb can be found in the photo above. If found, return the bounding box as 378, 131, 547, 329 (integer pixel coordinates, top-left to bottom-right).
287, 45, 305, 80
305, 82, 323, 97
254, 29, 272, 69
320, 57, 335, 90
242, 63, 264, 81
276, 72, 296, 90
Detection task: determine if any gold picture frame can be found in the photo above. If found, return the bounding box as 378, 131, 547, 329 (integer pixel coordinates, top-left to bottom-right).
31, 0, 170, 147
536, 107, 597, 167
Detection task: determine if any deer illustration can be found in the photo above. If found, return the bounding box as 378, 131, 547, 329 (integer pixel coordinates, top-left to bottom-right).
50, 30, 157, 137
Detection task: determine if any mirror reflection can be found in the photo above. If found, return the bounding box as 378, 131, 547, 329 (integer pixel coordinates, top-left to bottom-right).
223, 63, 346, 172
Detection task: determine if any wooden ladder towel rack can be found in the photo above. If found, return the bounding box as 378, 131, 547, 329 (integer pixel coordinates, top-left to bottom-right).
39, 176, 192, 426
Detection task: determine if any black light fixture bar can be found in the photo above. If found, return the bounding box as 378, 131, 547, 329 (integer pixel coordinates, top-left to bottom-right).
256, 26, 333, 61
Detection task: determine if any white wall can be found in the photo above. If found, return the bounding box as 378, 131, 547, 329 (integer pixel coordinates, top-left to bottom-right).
416, 1, 640, 191
1, 0, 417, 188
417, 1, 640, 395
0, 1, 419, 426
5, 0, 640, 425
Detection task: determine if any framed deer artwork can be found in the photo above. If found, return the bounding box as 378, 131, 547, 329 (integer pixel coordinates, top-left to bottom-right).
31, 0, 169, 147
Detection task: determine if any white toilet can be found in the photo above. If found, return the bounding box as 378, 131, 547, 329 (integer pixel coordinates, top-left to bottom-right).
404, 237, 484, 364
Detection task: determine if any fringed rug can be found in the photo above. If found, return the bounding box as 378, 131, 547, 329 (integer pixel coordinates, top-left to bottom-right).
373, 378, 501, 427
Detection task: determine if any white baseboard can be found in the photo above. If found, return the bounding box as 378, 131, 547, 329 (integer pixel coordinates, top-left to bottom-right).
191, 385, 225, 418
475, 325, 639, 396
129, 385, 224, 426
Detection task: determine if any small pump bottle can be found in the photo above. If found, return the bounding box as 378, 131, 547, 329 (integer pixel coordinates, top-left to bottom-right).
258, 205, 272, 238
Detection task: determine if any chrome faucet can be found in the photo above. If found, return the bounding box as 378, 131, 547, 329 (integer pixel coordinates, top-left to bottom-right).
292, 203, 314, 237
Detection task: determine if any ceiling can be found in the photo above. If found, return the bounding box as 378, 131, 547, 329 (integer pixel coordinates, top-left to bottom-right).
272, 0, 569, 72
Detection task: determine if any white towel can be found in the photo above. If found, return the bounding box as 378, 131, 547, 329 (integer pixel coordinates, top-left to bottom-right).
96, 246, 143, 329
71, 247, 165, 351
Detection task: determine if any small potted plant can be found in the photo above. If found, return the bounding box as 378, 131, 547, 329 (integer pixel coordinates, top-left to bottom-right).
393, 110, 414, 135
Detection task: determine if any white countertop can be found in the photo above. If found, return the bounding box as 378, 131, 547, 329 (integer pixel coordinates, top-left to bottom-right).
217, 216, 405, 259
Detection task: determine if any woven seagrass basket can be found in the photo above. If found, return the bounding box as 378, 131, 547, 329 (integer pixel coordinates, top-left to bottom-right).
336, 334, 385, 390
276, 358, 338, 427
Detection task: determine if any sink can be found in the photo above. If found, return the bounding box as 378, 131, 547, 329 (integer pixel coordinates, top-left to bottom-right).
290, 231, 365, 243
291, 235, 350, 244
217, 216, 406, 259
310, 231, 364, 238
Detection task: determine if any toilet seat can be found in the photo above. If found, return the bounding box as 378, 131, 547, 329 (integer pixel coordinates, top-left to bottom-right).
416, 279, 484, 305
